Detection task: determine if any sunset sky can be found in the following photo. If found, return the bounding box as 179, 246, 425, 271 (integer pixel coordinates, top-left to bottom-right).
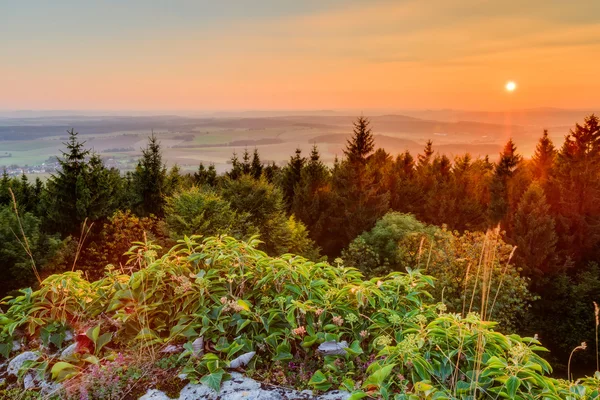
2, 0, 600, 111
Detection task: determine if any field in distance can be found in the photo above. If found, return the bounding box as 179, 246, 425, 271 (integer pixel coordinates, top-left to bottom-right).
0, 109, 590, 174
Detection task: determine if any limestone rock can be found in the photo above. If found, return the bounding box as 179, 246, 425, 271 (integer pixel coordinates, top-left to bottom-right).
7, 351, 39, 376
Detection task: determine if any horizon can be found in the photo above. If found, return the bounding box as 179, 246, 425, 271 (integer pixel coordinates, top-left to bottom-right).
3, 1, 600, 111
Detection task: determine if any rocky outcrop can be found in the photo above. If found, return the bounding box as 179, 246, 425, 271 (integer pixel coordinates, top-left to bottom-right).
139, 372, 350, 400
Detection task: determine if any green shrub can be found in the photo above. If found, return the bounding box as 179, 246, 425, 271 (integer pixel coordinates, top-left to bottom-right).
0, 235, 597, 399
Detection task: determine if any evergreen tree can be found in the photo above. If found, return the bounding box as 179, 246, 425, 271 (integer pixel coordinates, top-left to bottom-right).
532, 130, 556, 183
241, 148, 252, 175
344, 116, 375, 164
195, 162, 217, 186
228, 152, 243, 180
553, 114, 600, 262
292, 145, 332, 244
417, 140, 434, 169
250, 148, 263, 179
165, 165, 183, 197
45, 129, 94, 235
0, 169, 10, 205
511, 182, 558, 280
132, 133, 167, 217
280, 148, 305, 210
263, 162, 280, 183
322, 117, 389, 254
489, 139, 522, 225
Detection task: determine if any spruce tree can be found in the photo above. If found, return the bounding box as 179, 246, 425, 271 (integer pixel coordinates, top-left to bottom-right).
292, 145, 331, 243
250, 148, 263, 179
553, 114, 600, 262
488, 139, 521, 225
228, 152, 242, 180
195, 162, 217, 186
132, 133, 167, 217
511, 182, 557, 280
344, 116, 375, 164
531, 130, 556, 182
281, 148, 305, 210
241, 148, 252, 175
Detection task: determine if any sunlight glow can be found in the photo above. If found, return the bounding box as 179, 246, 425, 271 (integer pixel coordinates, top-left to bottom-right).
505, 81, 517, 92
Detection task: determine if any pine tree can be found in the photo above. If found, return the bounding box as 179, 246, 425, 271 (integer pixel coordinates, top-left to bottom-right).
228, 152, 242, 180
511, 182, 557, 280
241, 148, 252, 175
489, 139, 522, 225
531, 130, 556, 182
132, 133, 167, 217
0, 169, 10, 205
553, 114, 600, 262
45, 129, 119, 235
281, 148, 305, 210
344, 116, 375, 164
292, 145, 331, 244
417, 140, 434, 169
195, 162, 217, 186
250, 148, 263, 179
263, 162, 280, 183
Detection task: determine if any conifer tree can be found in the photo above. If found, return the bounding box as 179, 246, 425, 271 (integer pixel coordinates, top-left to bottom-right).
228, 152, 242, 180
45, 129, 118, 235
417, 140, 434, 169
132, 133, 167, 217
553, 114, 600, 262
250, 148, 263, 180
344, 116, 375, 164
263, 162, 280, 183
241, 148, 252, 175
195, 162, 217, 186
489, 139, 521, 224
292, 145, 331, 243
532, 130, 556, 182
281, 148, 305, 210
511, 182, 557, 280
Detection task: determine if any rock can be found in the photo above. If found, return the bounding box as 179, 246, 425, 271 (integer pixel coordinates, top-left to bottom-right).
40, 380, 62, 397
228, 351, 255, 369
317, 341, 348, 356
64, 330, 74, 342
11, 340, 21, 352
23, 373, 35, 390
138, 372, 350, 400
7, 351, 39, 376
60, 343, 77, 360
160, 344, 181, 353
317, 391, 351, 400
139, 389, 172, 400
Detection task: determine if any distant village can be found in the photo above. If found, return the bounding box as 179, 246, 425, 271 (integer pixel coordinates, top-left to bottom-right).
2, 156, 125, 177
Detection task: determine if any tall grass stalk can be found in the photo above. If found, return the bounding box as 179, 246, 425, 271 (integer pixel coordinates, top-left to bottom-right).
8, 188, 42, 285
567, 342, 587, 380
595, 301, 599, 372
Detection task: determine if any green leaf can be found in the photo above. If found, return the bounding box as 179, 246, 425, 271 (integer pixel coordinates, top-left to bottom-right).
200, 370, 225, 393
506, 376, 521, 398
51, 361, 79, 382
309, 370, 332, 391
363, 364, 395, 389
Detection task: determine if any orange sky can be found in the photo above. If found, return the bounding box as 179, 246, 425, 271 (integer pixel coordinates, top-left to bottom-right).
2, 0, 600, 111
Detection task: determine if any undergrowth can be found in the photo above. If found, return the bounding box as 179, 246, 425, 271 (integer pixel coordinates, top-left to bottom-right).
0, 235, 599, 399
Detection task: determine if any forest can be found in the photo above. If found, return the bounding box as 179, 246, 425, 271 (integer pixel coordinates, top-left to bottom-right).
1, 114, 600, 398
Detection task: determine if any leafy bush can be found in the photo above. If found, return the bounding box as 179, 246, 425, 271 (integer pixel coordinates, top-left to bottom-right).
0, 235, 597, 399
343, 212, 533, 330
165, 187, 257, 240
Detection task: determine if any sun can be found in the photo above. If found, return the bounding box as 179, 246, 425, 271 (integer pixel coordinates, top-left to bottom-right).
505, 81, 517, 92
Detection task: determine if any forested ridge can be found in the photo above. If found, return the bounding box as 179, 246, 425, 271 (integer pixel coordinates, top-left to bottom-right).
2, 114, 600, 398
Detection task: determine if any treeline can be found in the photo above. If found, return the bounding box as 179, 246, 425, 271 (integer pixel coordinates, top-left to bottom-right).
1, 115, 600, 373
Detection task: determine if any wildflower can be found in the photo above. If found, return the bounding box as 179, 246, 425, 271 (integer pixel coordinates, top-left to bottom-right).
292, 326, 307, 336
376, 280, 383, 288
360, 330, 369, 339
220, 297, 228, 304
375, 335, 393, 347
345, 313, 358, 323
332, 316, 344, 326
315, 308, 324, 316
